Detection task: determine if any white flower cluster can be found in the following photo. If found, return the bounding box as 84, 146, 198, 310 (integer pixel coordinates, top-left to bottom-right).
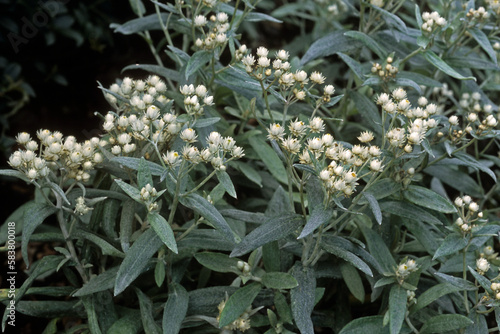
377, 88, 438, 153
458, 92, 498, 136
476, 257, 490, 275
421, 11, 447, 33
396, 259, 418, 281
105, 76, 168, 112
101, 77, 186, 156
371, 56, 398, 81
370, 0, 384, 7
454, 195, 484, 234
268, 117, 383, 198
481, 245, 498, 261
141, 183, 161, 212
487, 0, 500, 15
466, 6, 490, 21
193, 12, 230, 50
9, 130, 102, 182
74, 196, 92, 215
242, 46, 336, 103
163, 130, 244, 171
179, 84, 214, 117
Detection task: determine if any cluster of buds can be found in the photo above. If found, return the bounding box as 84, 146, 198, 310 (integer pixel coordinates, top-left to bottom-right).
454, 195, 484, 234
314, 0, 348, 15
105, 76, 168, 113
217, 300, 251, 332
74, 196, 92, 215
476, 257, 491, 275
242, 46, 335, 105
491, 282, 500, 300
141, 184, 162, 212
407, 290, 417, 305
9, 130, 103, 182
376, 88, 438, 153
396, 258, 418, 282
371, 56, 398, 81
421, 11, 447, 33
268, 117, 383, 198
163, 130, 244, 171
457, 92, 498, 137
179, 84, 214, 117
194, 0, 231, 9
234, 44, 248, 62
466, 6, 490, 21
193, 12, 230, 50
237, 260, 251, 276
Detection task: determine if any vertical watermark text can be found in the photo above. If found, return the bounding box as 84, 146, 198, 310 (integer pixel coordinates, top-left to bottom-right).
5, 222, 17, 328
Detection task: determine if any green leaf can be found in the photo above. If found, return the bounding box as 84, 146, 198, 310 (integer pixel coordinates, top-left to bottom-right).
21, 203, 57, 267
263, 241, 281, 272
108, 308, 143, 334
433, 272, 477, 291
193, 117, 220, 128
298, 207, 334, 239
178, 229, 236, 251
344, 31, 386, 59
425, 165, 481, 197
135, 288, 162, 334
137, 157, 153, 189
423, 50, 476, 81
112, 13, 170, 35
360, 179, 401, 204
114, 228, 163, 296
163, 283, 188, 334
73, 266, 119, 297
248, 136, 288, 184
349, 90, 382, 134
411, 283, 461, 313
468, 266, 493, 294
358, 224, 397, 274
433, 234, 468, 260
214, 67, 263, 106
219, 282, 262, 328
73, 229, 125, 257
403, 185, 456, 213
129, 0, 145, 16
337, 53, 365, 79
389, 285, 407, 334
114, 179, 142, 203
231, 161, 262, 187
122, 64, 181, 83
340, 263, 365, 303
468, 27, 497, 65
230, 213, 304, 257
370, 4, 407, 33
397, 71, 442, 87
112, 157, 165, 176
81, 295, 103, 334
274, 291, 293, 325
380, 200, 442, 225
393, 78, 422, 94
445, 56, 498, 70
0, 169, 30, 182
420, 314, 473, 333
301, 31, 362, 65
180, 193, 238, 243
147, 212, 178, 254
362, 192, 382, 225
216, 170, 237, 198
340, 316, 389, 334
120, 200, 136, 252
194, 252, 241, 274
290, 263, 316, 334
185, 50, 212, 79
321, 240, 373, 277
454, 152, 497, 182
261, 272, 298, 289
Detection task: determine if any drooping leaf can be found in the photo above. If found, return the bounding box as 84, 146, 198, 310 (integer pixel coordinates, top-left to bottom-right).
419, 314, 473, 333
185, 50, 212, 79
248, 136, 288, 184
301, 31, 362, 65
147, 212, 178, 254
321, 240, 373, 277
135, 288, 162, 334
230, 213, 304, 257
216, 170, 237, 198
403, 185, 456, 213
379, 200, 442, 225
433, 234, 468, 260
340, 263, 365, 303
298, 207, 334, 239
468, 27, 497, 65
194, 252, 241, 274
423, 50, 476, 81
389, 285, 407, 334
362, 192, 382, 225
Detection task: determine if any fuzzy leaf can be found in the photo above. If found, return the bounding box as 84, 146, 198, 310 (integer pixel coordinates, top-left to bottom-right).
216, 170, 237, 198
389, 285, 407, 334
423, 50, 476, 81
147, 212, 178, 254
340, 316, 389, 334
248, 136, 288, 184
420, 314, 473, 333
433, 234, 468, 260
261, 272, 298, 290
403, 185, 456, 213
290, 263, 316, 334
163, 283, 188, 334
299, 207, 334, 239
218, 282, 262, 328
194, 252, 241, 274
469, 27, 497, 65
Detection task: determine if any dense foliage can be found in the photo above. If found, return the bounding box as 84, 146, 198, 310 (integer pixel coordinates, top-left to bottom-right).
3, 0, 500, 333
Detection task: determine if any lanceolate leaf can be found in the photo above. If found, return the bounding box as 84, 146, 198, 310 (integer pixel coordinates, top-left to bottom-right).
163, 283, 188, 334
340, 263, 365, 303
379, 200, 442, 225
216, 170, 237, 198
137, 157, 153, 189
218, 282, 262, 328
298, 207, 334, 239
194, 252, 241, 274
349, 90, 382, 134
389, 285, 407, 334
290, 263, 316, 334
185, 50, 212, 79
301, 31, 362, 65
468, 27, 498, 65
114, 228, 163, 296
403, 185, 456, 213
321, 241, 373, 277
135, 288, 162, 334
433, 234, 468, 260
261, 272, 298, 289
423, 50, 476, 81
230, 213, 304, 257
410, 283, 460, 313
21, 203, 58, 267
248, 136, 288, 184
339, 316, 389, 334
180, 193, 238, 243
344, 31, 386, 59
147, 212, 178, 254
419, 314, 473, 334
362, 192, 382, 225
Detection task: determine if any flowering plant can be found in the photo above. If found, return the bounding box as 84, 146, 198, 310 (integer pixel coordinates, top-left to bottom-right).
2, 0, 500, 333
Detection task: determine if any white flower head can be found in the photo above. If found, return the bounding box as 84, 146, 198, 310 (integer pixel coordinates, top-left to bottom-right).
256, 46, 269, 58
180, 128, 197, 143
276, 49, 289, 61
310, 71, 325, 84
476, 257, 490, 274
357, 131, 374, 143
267, 123, 285, 140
